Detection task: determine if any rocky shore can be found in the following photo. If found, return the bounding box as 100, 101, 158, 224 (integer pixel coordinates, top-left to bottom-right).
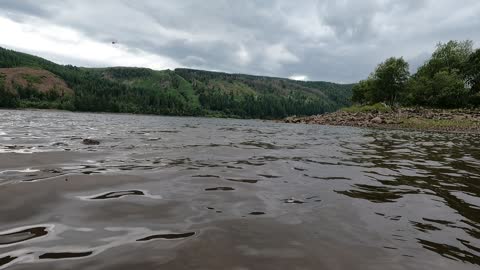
284, 108, 480, 133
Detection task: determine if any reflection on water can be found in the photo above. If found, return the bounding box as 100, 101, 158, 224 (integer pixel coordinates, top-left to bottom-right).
0, 109, 479, 269
205, 187, 235, 191
89, 190, 145, 200
78, 190, 162, 200
335, 184, 419, 203
39, 251, 94, 260
418, 239, 480, 265
0, 226, 49, 246
136, 232, 196, 241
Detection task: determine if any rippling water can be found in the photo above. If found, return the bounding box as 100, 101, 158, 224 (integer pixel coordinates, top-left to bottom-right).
0, 109, 479, 270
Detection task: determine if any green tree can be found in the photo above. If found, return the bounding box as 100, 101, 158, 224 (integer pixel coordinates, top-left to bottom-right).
406, 40, 473, 108
351, 79, 374, 104
374, 57, 410, 105
431, 70, 468, 107
352, 57, 409, 105
464, 48, 480, 93
424, 40, 473, 77
0, 79, 18, 107
406, 70, 467, 108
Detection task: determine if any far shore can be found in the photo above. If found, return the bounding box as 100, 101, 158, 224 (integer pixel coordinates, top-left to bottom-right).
283, 107, 480, 134
0, 107, 269, 121
3, 107, 480, 134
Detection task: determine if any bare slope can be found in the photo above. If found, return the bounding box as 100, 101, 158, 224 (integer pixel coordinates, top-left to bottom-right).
0, 67, 73, 96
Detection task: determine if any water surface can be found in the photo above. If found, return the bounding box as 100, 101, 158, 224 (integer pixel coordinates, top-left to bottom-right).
0, 109, 479, 270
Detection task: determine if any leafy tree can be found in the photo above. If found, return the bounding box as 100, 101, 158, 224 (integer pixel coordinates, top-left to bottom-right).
0, 82, 18, 108
464, 48, 480, 93
403, 74, 431, 106
407, 70, 467, 107
351, 57, 409, 105
351, 79, 374, 104
355, 40, 479, 108
406, 40, 473, 107
374, 57, 410, 105
431, 70, 468, 107
421, 40, 473, 77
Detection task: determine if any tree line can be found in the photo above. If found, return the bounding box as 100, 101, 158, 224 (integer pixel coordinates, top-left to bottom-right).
352, 40, 480, 108
0, 47, 352, 118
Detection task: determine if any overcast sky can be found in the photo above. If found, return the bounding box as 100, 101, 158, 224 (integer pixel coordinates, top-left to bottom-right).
0, 0, 479, 83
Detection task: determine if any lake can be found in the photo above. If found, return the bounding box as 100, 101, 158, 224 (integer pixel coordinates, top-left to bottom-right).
0, 109, 479, 270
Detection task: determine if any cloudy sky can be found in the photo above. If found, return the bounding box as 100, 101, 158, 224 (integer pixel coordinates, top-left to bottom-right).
0, 0, 479, 83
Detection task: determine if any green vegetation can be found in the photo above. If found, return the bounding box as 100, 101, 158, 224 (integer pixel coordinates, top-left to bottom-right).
175, 69, 352, 118
0, 73, 18, 107
353, 40, 480, 109
465, 49, 480, 94
15, 86, 74, 110
352, 57, 409, 105
0, 47, 353, 118
22, 74, 42, 84
341, 103, 392, 113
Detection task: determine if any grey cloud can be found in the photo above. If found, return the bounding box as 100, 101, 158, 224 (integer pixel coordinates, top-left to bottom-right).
318, 0, 380, 41
0, 0, 479, 83
0, 0, 53, 17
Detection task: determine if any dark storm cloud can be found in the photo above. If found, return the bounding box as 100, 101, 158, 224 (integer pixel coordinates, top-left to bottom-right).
0, 0, 479, 82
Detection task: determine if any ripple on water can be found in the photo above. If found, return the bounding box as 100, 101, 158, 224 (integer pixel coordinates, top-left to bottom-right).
1, 110, 480, 268
284, 198, 306, 204
205, 187, 235, 191
335, 184, 419, 203
0, 145, 49, 154
240, 141, 280, 149
0, 256, 16, 268
0, 168, 40, 175
418, 239, 480, 265
236, 160, 266, 167
39, 251, 93, 260
410, 221, 441, 233
78, 190, 162, 200
0, 225, 50, 246
225, 178, 259, 184
304, 174, 350, 181
0, 226, 196, 268
137, 232, 196, 241
192, 175, 220, 178
249, 212, 266, 216
257, 174, 281, 179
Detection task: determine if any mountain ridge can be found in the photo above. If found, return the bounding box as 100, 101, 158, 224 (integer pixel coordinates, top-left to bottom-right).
0, 47, 353, 118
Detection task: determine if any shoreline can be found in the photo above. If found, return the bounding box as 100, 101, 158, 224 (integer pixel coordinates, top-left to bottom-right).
283, 108, 480, 134
0, 107, 272, 122
3, 107, 480, 135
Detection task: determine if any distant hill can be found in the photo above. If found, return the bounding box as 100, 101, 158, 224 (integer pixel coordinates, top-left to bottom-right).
0, 47, 353, 118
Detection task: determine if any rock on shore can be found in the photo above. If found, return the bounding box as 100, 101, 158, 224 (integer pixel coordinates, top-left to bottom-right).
284, 108, 480, 133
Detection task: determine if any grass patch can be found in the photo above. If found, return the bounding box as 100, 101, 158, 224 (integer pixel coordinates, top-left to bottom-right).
341, 103, 392, 113
22, 74, 42, 84
209, 79, 257, 96
400, 117, 478, 130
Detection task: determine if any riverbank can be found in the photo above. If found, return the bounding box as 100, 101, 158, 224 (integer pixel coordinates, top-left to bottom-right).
284, 107, 480, 134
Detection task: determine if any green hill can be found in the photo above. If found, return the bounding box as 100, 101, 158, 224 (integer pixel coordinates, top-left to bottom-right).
0, 47, 353, 118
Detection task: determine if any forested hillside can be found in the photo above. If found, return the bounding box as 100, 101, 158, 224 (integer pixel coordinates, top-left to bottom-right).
0, 47, 353, 118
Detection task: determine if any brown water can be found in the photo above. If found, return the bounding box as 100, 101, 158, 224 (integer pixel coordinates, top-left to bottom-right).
0, 109, 479, 270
